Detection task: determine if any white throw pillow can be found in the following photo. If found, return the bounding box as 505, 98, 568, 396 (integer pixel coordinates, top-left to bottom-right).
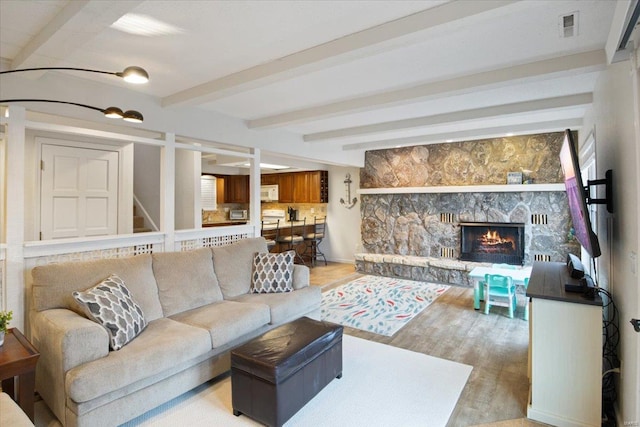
73, 274, 147, 350
251, 251, 295, 293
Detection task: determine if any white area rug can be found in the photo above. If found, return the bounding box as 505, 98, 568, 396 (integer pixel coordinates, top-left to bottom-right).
121, 335, 471, 427
321, 275, 450, 336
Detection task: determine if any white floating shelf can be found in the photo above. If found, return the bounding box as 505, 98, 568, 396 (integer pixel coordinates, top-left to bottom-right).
357, 184, 565, 195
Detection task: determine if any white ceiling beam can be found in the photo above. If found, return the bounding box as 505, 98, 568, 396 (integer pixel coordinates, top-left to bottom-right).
304, 93, 593, 142
162, 0, 517, 108
341, 119, 584, 151
249, 50, 606, 129
605, 0, 638, 64
11, 0, 143, 75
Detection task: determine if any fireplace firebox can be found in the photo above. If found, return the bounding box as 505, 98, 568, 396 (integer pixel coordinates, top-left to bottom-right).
459, 222, 525, 265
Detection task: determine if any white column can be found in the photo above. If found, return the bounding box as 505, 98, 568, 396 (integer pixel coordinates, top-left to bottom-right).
249, 148, 261, 237
194, 150, 202, 229
161, 133, 176, 251
5, 106, 26, 331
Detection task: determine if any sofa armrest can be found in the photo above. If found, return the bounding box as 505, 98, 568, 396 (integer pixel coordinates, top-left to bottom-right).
30, 309, 109, 423
292, 264, 310, 290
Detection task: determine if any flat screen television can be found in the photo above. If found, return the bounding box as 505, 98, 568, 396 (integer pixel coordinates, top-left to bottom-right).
559, 129, 601, 258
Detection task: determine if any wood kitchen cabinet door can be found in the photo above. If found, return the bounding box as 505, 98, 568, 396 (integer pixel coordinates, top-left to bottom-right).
278, 173, 294, 203
261, 174, 278, 186
293, 172, 310, 203
216, 176, 225, 204
308, 171, 328, 203
225, 175, 249, 203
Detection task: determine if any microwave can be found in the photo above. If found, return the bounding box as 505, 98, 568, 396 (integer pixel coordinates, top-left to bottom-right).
260, 185, 279, 202
229, 209, 247, 220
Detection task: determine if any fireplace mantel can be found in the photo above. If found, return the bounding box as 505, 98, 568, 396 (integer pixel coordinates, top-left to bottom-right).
357, 183, 564, 195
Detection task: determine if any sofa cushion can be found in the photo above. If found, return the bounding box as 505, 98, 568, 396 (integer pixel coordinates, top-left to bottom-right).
231, 286, 322, 325
73, 274, 147, 350
31, 254, 164, 322
65, 318, 211, 403
152, 248, 223, 317
251, 251, 294, 294
170, 300, 270, 348
211, 237, 268, 298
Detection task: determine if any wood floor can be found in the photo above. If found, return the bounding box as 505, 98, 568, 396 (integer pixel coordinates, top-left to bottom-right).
309, 262, 548, 427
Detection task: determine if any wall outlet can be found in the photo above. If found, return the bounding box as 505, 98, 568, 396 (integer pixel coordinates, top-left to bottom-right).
311, 208, 315, 213
630, 252, 637, 276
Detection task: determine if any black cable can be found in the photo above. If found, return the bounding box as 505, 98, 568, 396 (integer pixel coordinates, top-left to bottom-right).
597, 286, 620, 405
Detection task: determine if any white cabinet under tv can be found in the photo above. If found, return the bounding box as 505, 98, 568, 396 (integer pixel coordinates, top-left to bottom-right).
526, 262, 602, 427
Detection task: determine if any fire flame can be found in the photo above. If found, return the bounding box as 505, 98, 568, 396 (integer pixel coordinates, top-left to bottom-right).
481, 230, 512, 246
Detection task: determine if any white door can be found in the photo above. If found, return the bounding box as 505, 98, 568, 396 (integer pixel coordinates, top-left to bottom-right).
41, 144, 119, 239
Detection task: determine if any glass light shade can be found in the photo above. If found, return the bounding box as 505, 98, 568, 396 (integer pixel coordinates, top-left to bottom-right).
119, 66, 149, 84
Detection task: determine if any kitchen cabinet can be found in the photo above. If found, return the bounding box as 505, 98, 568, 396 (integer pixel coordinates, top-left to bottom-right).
308, 170, 328, 203
526, 262, 602, 426
216, 176, 225, 204
278, 173, 294, 203
225, 175, 249, 203
261, 174, 279, 186
293, 172, 310, 203
293, 171, 328, 203
261, 171, 328, 203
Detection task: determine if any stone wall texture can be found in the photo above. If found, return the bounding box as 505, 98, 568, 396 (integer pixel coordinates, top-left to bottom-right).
360, 192, 580, 265
360, 132, 565, 188
358, 132, 581, 272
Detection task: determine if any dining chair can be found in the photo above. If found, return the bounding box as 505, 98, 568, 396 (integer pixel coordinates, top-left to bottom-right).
478, 264, 517, 302
302, 216, 327, 267
261, 220, 277, 252
483, 274, 517, 318
275, 217, 306, 265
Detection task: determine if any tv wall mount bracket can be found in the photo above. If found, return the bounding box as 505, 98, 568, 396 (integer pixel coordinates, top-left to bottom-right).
585, 169, 613, 213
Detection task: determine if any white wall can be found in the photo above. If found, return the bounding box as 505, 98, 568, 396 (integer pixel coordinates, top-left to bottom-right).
324, 165, 362, 264
0, 72, 365, 168
582, 45, 640, 422
174, 149, 200, 229
134, 144, 161, 229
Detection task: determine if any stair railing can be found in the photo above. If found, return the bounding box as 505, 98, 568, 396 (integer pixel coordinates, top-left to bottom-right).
133, 194, 159, 232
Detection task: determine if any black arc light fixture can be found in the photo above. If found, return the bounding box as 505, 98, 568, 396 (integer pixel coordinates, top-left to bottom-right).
0, 99, 144, 123
0, 65, 149, 84
0, 65, 148, 122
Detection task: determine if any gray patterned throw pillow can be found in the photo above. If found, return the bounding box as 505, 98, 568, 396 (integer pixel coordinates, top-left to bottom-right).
73, 274, 147, 350
251, 251, 295, 293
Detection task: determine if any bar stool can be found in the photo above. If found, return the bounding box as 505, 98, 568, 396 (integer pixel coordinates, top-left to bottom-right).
275, 217, 306, 265
303, 216, 327, 267
261, 220, 277, 252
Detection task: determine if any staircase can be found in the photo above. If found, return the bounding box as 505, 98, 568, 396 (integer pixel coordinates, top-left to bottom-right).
134, 205, 152, 233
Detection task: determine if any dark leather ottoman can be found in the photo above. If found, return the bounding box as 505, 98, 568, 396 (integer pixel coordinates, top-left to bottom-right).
231, 317, 343, 427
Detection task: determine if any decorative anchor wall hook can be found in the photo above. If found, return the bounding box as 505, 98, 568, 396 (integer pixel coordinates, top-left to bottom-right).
340, 173, 358, 209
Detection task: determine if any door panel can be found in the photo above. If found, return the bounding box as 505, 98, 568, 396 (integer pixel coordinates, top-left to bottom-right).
51, 197, 79, 236
41, 144, 119, 240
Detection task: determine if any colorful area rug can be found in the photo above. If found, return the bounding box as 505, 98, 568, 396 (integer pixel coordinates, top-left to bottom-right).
321, 275, 450, 336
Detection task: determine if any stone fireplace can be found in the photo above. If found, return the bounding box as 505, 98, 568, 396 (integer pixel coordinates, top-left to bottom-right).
355, 132, 582, 285
459, 222, 525, 265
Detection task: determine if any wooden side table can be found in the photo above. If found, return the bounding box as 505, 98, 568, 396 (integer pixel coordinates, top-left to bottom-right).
0, 328, 40, 421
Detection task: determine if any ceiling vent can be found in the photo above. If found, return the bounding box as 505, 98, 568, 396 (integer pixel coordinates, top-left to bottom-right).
559, 12, 579, 38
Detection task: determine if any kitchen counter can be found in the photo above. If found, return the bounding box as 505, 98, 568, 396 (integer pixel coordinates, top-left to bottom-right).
203, 221, 248, 227
261, 220, 308, 231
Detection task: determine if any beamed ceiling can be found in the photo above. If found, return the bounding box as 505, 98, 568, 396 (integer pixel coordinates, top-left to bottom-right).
1, 0, 638, 167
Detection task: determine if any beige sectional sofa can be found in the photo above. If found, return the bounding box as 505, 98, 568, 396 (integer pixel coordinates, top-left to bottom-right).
29, 237, 321, 427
